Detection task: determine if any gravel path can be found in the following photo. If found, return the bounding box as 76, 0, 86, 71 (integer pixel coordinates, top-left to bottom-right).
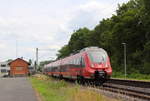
0, 77, 38, 101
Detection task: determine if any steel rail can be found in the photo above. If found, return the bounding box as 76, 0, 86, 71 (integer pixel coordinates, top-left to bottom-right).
108, 78, 150, 88
101, 78, 150, 101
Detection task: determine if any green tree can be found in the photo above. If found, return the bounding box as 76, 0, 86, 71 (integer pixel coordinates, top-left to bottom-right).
57, 0, 150, 74
57, 45, 70, 59
68, 27, 90, 52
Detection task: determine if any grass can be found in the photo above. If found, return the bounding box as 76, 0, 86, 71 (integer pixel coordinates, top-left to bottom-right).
29, 74, 119, 101
112, 72, 150, 81
29, 75, 67, 101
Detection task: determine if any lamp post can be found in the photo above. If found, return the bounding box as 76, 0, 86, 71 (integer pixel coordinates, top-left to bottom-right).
35, 48, 38, 72
122, 43, 127, 79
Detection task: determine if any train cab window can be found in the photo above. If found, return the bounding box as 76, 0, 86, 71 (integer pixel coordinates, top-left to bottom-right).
88, 51, 106, 63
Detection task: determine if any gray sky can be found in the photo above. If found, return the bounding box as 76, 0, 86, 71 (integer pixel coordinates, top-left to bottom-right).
0, 0, 129, 62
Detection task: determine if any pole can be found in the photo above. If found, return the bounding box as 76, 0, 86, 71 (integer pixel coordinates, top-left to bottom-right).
16, 40, 18, 58
122, 43, 127, 79
36, 48, 38, 72
0, 63, 1, 76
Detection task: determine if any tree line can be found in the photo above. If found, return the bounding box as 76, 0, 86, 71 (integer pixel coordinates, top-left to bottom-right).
57, 0, 150, 74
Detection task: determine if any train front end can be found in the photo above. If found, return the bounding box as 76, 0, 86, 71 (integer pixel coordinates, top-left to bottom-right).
84, 47, 112, 81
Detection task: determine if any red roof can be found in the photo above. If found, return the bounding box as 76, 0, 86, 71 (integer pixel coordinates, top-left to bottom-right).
8, 58, 30, 65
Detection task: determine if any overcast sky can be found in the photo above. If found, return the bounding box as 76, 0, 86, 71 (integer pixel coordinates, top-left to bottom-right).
0, 0, 129, 62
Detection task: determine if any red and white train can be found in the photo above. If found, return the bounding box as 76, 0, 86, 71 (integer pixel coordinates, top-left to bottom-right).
43, 47, 112, 83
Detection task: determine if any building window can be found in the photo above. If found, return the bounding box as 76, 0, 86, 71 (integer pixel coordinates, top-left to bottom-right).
1, 69, 7, 73
16, 67, 23, 71
1, 64, 6, 67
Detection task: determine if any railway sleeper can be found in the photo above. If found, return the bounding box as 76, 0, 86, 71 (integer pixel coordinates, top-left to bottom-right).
102, 84, 150, 101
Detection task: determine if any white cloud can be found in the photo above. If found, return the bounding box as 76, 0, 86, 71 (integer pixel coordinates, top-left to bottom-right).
0, 0, 129, 61
0, 43, 5, 49
65, 0, 118, 31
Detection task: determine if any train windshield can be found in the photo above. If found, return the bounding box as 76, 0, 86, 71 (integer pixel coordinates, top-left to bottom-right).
88, 51, 107, 63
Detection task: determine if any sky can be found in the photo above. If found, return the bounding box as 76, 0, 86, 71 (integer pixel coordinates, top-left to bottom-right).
0, 0, 129, 62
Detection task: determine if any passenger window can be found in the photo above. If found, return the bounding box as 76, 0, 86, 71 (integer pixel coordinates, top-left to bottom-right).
76, 58, 79, 67
73, 59, 76, 66
81, 57, 85, 68
70, 60, 72, 65
77, 57, 81, 67
75, 58, 78, 67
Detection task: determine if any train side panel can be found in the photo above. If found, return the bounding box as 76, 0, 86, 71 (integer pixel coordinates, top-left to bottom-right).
43, 47, 112, 83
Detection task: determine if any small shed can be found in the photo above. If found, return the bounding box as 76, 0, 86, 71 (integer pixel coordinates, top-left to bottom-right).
9, 58, 30, 77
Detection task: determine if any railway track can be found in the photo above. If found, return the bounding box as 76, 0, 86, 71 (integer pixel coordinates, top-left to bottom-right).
101, 78, 150, 101
43, 74, 150, 101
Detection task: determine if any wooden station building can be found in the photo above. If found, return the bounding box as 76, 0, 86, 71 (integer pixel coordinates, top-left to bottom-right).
9, 58, 30, 77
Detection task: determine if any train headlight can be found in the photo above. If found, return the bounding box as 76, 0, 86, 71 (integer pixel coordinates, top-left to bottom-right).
105, 63, 109, 68
91, 64, 94, 68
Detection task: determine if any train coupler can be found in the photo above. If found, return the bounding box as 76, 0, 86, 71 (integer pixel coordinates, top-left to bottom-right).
94, 70, 106, 79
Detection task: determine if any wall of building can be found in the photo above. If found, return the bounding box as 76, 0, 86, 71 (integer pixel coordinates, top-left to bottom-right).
10, 59, 29, 77
0, 62, 10, 76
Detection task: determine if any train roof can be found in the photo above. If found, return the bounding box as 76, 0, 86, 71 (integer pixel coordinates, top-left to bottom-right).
44, 47, 107, 67
80, 47, 106, 52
